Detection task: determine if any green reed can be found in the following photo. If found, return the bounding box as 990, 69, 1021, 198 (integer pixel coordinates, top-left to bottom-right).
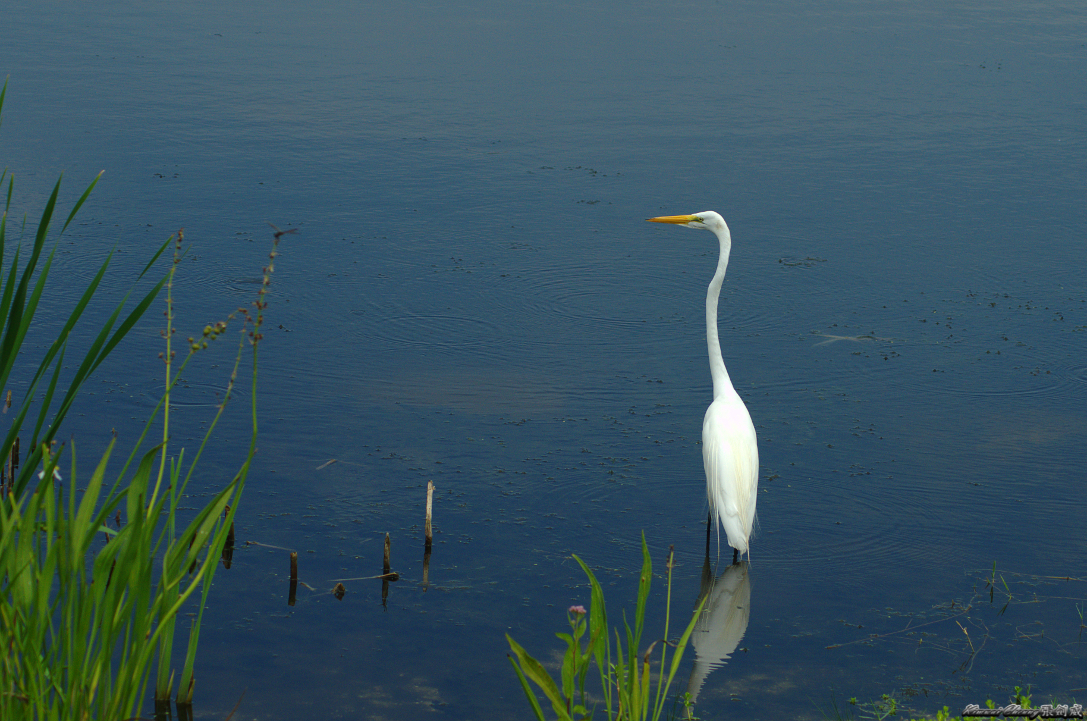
0, 79, 282, 719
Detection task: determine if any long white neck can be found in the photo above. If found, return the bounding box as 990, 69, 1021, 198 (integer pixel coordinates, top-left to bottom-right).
706, 226, 737, 401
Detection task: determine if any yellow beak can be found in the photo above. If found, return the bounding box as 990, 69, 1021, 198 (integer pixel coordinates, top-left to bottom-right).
646, 214, 698, 224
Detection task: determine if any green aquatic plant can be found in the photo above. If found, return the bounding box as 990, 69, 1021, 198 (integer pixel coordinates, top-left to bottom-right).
0, 80, 169, 502
0, 228, 280, 719
0, 81, 284, 719
507, 534, 704, 721
831, 684, 1083, 721
151, 227, 282, 709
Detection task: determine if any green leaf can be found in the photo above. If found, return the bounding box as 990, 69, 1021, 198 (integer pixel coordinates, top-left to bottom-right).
561, 630, 577, 703
663, 596, 706, 697
634, 531, 651, 645
572, 554, 609, 668
507, 655, 548, 721
573, 552, 612, 715
60, 171, 102, 235
72, 437, 117, 556
506, 634, 573, 721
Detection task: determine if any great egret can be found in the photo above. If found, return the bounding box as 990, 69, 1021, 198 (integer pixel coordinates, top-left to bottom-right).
647, 212, 758, 563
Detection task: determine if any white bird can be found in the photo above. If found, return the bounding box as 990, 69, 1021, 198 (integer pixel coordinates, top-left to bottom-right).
647, 211, 758, 563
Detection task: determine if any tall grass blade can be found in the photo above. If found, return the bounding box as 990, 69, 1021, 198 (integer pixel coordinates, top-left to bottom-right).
635, 532, 651, 644
507, 654, 549, 721
506, 634, 573, 721
60, 170, 103, 234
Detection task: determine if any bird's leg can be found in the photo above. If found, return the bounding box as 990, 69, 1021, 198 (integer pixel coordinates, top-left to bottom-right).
732, 547, 738, 565
700, 545, 713, 594
705, 511, 712, 558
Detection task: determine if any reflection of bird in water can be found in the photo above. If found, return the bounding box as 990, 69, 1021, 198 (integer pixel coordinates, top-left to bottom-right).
647, 212, 758, 563
686, 556, 752, 703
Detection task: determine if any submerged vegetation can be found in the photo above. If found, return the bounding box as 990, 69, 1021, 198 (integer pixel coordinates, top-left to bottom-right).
0, 81, 284, 719
823, 562, 1084, 721
827, 685, 1082, 721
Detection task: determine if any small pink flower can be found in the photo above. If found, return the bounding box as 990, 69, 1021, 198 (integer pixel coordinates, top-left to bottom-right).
568, 605, 587, 615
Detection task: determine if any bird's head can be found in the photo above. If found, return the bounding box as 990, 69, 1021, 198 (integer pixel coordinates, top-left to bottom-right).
646, 211, 727, 234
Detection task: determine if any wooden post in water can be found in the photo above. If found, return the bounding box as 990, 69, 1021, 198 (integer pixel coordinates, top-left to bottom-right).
422, 481, 434, 589
4, 435, 19, 496
225, 505, 235, 547
425, 481, 434, 550
221, 504, 235, 569
383, 533, 391, 575
381, 533, 392, 608
288, 552, 298, 606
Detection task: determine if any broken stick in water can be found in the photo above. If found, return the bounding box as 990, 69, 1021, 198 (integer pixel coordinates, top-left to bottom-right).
287, 552, 299, 606
425, 480, 434, 550
221, 504, 236, 569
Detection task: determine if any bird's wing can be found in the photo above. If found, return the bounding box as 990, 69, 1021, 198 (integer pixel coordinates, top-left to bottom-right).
703, 399, 759, 552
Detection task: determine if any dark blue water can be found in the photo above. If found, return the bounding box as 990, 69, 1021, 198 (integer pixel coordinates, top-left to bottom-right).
5, 0, 1086, 718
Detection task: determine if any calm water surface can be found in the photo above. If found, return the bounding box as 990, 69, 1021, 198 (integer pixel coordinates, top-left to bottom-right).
5, 0, 1087, 718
